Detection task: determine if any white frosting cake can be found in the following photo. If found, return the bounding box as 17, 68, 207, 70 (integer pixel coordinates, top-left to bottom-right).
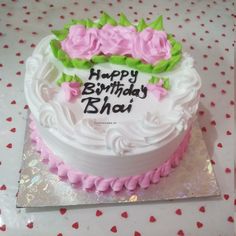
24, 14, 201, 192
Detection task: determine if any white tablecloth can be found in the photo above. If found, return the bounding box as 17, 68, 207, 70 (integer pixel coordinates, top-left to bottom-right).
0, 0, 234, 235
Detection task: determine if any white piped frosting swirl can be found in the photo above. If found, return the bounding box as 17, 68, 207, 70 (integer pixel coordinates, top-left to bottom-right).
105, 128, 132, 155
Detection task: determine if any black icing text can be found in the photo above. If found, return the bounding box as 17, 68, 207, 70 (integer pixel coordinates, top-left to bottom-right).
81, 68, 147, 115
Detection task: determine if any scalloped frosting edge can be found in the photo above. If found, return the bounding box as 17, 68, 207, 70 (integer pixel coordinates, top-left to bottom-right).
29, 117, 191, 192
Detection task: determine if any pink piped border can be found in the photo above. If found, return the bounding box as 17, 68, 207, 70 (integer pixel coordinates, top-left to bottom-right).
29, 119, 191, 192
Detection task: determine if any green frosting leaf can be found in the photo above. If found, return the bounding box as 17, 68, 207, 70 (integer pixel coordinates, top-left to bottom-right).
167, 36, 176, 47
86, 19, 94, 28
148, 76, 171, 90
137, 63, 153, 73
71, 19, 86, 26
166, 54, 182, 71
119, 13, 131, 26
163, 78, 171, 90
98, 12, 108, 27
61, 58, 73, 68
91, 55, 108, 64
109, 55, 127, 64
137, 18, 147, 32
152, 60, 169, 73
149, 15, 163, 30
126, 57, 141, 67
71, 59, 92, 69
98, 12, 117, 27
65, 74, 72, 82
56, 50, 73, 68
74, 75, 83, 85
57, 49, 68, 60
50, 39, 61, 57
167, 33, 174, 39
171, 41, 182, 56
63, 20, 75, 30
56, 76, 63, 86
57, 73, 67, 86
104, 12, 117, 26
107, 17, 117, 26
64, 61, 72, 68
57, 73, 83, 86
52, 29, 69, 40
148, 76, 160, 84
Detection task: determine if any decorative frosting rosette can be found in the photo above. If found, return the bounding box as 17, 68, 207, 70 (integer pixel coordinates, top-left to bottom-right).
61, 25, 101, 60
132, 28, 171, 64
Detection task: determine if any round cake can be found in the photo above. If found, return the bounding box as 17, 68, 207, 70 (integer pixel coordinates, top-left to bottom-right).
24, 13, 201, 192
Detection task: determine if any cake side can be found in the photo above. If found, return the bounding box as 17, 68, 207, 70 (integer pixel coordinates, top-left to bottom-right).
30, 118, 191, 192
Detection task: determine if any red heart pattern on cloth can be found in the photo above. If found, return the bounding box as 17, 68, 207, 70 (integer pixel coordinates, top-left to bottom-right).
72, 222, 79, 229
175, 209, 182, 215
10, 127, 16, 133
199, 206, 205, 213
217, 143, 223, 148
59, 208, 67, 215
225, 167, 231, 174
0, 185, 7, 190
196, 221, 203, 228
6, 143, 12, 149
6, 117, 12, 122
0, 225, 6, 231
149, 216, 156, 222
96, 209, 103, 217
224, 194, 229, 200
134, 231, 141, 236
177, 229, 185, 236
26, 222, 33, 229
121, 211, 128, 218
110, 225, 117, 233
201, 127, 207, 132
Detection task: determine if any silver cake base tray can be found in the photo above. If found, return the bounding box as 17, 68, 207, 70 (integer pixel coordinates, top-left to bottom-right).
16, 119, 220, 208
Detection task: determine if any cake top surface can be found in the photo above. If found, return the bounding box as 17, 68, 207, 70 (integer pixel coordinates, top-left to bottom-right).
24, 13, 201, 156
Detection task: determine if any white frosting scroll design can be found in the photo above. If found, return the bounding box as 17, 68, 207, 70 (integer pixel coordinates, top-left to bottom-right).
25, 55, 44, 79
168, 53, 201, 130
39, 102, 75, 137
39, 103, 57, 128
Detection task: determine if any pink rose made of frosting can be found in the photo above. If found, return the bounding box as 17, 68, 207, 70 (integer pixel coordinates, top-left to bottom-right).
147, 80, 168, 100
132, 28, 171, 64
99, 24, 137, 56
60, 25, 171, 64
61, 25, 101, 60
61, 82, 81, 102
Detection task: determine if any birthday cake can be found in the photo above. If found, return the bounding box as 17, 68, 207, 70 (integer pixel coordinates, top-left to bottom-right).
24, 13, 201, 192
